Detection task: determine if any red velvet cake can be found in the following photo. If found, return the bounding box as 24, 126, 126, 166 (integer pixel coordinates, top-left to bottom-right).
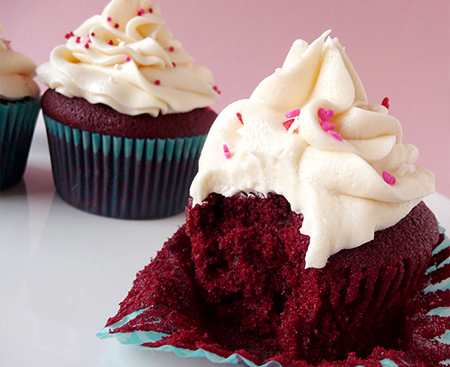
36, 0, 219, 218
103, 194, 449, 366
99, 32, 449, 366
40, 89, 216, 140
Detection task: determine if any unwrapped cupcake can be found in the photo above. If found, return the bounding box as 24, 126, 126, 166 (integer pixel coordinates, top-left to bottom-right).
98, 31, 450, 366
37, 0, 219, 218
0, 23, 40, 190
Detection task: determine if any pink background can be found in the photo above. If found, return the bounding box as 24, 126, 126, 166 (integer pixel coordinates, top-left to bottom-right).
3, 0, 449, 196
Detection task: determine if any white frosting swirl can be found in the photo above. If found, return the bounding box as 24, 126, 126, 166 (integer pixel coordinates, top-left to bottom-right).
190, 31, 434, 268
0, 23, 40, 100
37, 0, 218, 116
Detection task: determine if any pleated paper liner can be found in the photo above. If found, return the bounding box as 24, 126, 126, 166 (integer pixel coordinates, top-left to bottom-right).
97, 227, 450, 366
43, 115, 207, 219
0, 98, 41, 190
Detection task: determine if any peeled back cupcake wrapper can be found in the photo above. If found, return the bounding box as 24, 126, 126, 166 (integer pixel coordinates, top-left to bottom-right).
44, 115, 206, 219
97, 227, 450, 366
0, 99, 41, 190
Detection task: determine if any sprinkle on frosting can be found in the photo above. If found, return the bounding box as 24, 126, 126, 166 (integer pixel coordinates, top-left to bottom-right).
285, 108, 300, 118
327, 130, 343, 141
383, 171, 396, 185
236, 112, 244, 125
283, 119, 295, 131
318, 107, 334, 122
223, 144, 231, 159
382, 97, 390, 109
154, 79, 161, 85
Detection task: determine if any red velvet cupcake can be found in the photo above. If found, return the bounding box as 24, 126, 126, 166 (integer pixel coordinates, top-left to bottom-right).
99, 32, 449, 366
0, 23, 40, 190
36, 0, 219, 218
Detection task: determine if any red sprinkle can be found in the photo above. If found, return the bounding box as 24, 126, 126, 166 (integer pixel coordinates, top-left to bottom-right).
223, 144, 231, 159
84, 43, 90, 49
320, 121, 335, 131
383, 171, 396, 185
65, 32, 74, 39
169, 46, 174, 52
108, 40, 114, 45
172, 62, 176, 67
107, 17, 112, 22
328, 130, 343, 141
76, 37, 81, 43
206, 106, 211, 111
149, 8, 153, 13
318, 107, 334, 122
114, 23, 119, 29
91, 32, 95, 37
137, 8, 145, 16
236, 112, 244, 125
382, 97, 390, 109
285, 108, 300, 118
154, 80, 161, 85
125, 57, 131, 62
283, 119, 295, 131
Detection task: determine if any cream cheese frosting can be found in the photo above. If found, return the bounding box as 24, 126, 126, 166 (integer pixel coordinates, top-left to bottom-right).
37, 0, 218, 116
0, 23, 40, 100
190, 31, 435, 269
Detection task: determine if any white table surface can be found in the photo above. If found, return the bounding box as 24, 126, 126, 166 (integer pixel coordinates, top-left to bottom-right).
1, 117, 449, 367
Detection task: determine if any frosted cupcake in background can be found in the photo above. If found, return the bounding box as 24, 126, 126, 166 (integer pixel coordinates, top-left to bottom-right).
37, 0, 219, 219
0, 23, 40, 190
99, 32, 449, 366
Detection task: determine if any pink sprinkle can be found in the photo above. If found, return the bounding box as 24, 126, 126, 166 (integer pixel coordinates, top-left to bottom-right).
283, 119, 295, 131
285, 108, 300, 118
107, 17, 112, 22
169, 46, 174, 52
382, 171, 396, 185
114, 23, 119, 29
154, 80, 161, 85
320, 121, 335, 131
108, 40, 114, 45
206, 106, 211, 111
84, 43, 90, 49
318, 107, 334, 122
125, 56, 131, 62
327, 130, 343, 141
88, 39, 92, 43
213, 85, 221, 94
236, 112, 244, 125
76, 37, 81, 43
223, 144, 231, 159
382, 97, 390, 109
137, 8, 145, 16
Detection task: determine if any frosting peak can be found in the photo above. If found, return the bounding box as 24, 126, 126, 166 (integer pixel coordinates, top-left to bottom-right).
0, 23, 40, 100
37, 0, 218, 116
190, 31, 434, 268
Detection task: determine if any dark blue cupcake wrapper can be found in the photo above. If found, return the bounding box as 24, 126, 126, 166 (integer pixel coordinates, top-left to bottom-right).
0, 98, 41, 190
44, 115, 207, 219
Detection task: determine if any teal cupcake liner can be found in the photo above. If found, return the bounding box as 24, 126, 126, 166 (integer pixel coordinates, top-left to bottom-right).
97, 227, 450, 366
43, 115, 207, 219
0, 98, 41, 190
